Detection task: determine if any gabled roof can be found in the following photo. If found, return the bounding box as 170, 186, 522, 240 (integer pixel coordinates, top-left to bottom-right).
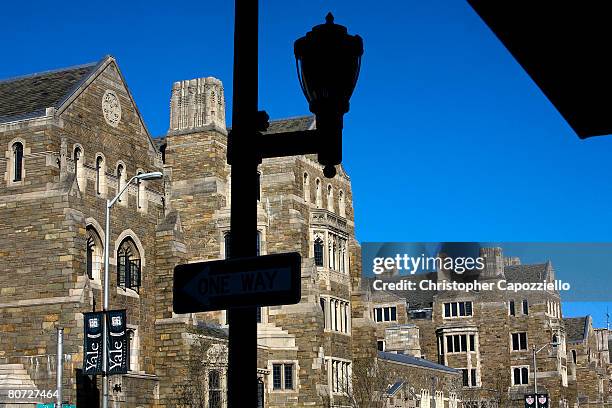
263, 115, 315, 134
0, 61, 99, 123
504, 263, 549, 283
0, 56, 158, 152
379, 351, 459, 374
565, 316, 590, 343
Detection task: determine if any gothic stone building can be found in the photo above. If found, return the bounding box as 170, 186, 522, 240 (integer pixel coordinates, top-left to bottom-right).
367, 247, 612, 408
0, 55, 377, 407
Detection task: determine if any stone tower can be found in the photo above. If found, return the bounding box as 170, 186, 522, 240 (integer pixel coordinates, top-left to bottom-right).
169, 77, 225, 131
480, 247, 505, 278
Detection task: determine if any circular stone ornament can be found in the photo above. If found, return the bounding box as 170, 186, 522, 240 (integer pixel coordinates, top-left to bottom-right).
102, 90, 121, 127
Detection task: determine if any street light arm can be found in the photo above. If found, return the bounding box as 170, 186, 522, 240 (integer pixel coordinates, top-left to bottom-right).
108, 175, 140, 208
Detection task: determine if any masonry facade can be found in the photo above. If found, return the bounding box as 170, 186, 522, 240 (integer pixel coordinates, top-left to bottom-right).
0, 56, 383, 408
366, 247, 612, 408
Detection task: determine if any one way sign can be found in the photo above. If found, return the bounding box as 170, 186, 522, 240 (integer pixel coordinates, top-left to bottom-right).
173, 252, 301, 313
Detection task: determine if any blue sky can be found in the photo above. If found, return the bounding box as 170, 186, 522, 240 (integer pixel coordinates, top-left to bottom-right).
3, 1, 612, 326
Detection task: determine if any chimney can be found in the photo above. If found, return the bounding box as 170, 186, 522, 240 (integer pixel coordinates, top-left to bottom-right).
169, 77, 226, 131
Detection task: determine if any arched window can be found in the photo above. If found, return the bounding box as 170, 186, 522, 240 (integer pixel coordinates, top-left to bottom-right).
572, 349, 577, 364
327, 185, 334, 212
86, 226, 103, 281
96, 156, 104, 195
74, 147, 82, 177
117, 238, 141, 291
12, 142, 23, 182
339, 190, 345, 217
208, 370, 222, 408
552, 334, 558, 345
117, 164, 125, 203
314, 237, 324, 266
74, 146, 85, 190
303, 173, 310, 202
315, 179, 322, 208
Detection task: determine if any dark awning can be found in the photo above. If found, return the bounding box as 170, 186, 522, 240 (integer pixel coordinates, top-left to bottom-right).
467, 1, 612, 139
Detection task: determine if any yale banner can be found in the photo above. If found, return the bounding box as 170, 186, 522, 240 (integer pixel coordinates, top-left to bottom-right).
83, 311, 103, 375
525, 394, 549, 408
106, 309, 129, 375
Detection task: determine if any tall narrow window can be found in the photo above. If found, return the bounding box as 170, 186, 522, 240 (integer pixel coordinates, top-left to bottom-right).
320, 298, 327, 329
314, 238, 324, 266
86, 226, 103, 281
256, 171, 261, 201
327, 185, 334, 212
522, 299, 529, 315
509, 300, 516, 316
209, 370, 222, 408
339, 190, 345, 217
256, 231, 261, 256
74, 147, 81, 178
315, 179, 322, 208
136, 171, 142, 208
303, 173, 310, 202
12, 142, 23, 182
284, 364, 293, 390
117, 164, 125, 202
96, 156, 104, 195
512, 332, 528, 351
86, 238, 94, 279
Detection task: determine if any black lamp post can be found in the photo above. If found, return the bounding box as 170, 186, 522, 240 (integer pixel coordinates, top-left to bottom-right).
295, 12, 364, 177
226, 2, 363, 407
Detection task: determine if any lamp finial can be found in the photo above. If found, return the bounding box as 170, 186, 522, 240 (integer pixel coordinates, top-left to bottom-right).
325, 12, 334, 24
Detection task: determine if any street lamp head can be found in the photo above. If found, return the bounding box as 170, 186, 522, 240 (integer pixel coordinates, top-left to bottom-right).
136, 171, 163, 181
295, 12, 363, 178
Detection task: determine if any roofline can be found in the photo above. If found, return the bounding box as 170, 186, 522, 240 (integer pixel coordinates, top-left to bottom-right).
54, 55, 159, 153
0, 61, 98, 85
378, 351, 460, 375
54, 56, 110, 112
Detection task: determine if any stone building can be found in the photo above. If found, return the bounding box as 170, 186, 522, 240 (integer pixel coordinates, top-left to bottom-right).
366, 247, 612, 408
0, 55, 374, 408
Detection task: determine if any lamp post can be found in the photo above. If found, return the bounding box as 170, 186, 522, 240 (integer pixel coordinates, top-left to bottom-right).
227, 1, 362, 407
101, 171, 163, 408
532, 341, 559, 394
